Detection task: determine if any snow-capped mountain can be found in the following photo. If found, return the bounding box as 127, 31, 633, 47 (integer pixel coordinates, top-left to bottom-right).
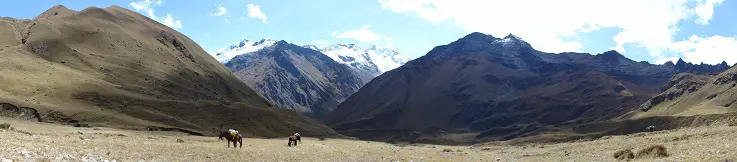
213, 39, 277, 63
311, 43, 409, 82
214, 38, 410, 82
366, 45, 410, 73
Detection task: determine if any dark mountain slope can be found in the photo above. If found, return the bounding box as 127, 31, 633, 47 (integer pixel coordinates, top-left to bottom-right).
328, 32, 730, 143
225, 41, 364, 120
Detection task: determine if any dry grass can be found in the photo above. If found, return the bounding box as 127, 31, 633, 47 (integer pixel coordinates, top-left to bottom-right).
2, 118, 737, 161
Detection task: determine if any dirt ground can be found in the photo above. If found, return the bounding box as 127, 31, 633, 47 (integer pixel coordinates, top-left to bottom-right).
1, 117, 736, 162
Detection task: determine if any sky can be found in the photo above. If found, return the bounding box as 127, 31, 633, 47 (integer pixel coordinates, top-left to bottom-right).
1, 0, 736, 65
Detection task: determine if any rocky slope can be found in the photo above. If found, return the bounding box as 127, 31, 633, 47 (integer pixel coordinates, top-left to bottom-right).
0, 5, 337, 137
224, 41, 364, 120
629, 66, 737, 118
327, 32, 731, 143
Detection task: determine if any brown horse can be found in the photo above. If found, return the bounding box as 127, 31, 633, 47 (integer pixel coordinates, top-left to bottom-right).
219, 131, 243, 148
288, 135, 298, 147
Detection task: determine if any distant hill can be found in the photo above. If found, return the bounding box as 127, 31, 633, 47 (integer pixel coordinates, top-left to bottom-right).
224, 41, 364, 120
0, 5, 337, 137
327, 32, 731, 144
628, 66, 737, 118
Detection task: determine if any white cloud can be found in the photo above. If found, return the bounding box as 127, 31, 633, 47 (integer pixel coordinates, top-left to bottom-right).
162, 14, 183, 29
334, 25, 392, 42
129, 0, 183, 29
670, 35, 737, 65
694, 0, 725, 25
247, 4, 268, 23
209, 5, 230, 23
377, 0, 724, 59
209, 5, 228, 16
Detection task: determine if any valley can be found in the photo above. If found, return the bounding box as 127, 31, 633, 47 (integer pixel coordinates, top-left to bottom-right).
1, 2, 737, 161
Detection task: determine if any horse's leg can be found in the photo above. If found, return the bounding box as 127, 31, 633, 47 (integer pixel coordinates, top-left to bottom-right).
239, 138, 243, 148
227, 141, 231, 148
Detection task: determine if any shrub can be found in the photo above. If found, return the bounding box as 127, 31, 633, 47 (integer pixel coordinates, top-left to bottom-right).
636, 145, 668, 158
0, 122, 10, 129
442, 149, 453, 152
613, 149, 634, 160
319, 137, 326, 141
176, 139, 185, 143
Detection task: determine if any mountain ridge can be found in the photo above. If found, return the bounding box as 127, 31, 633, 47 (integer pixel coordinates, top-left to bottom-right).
224, 40, 364, 120
328, 32, 731, 144
0, 5, 338, 137
214, 39, 409, 83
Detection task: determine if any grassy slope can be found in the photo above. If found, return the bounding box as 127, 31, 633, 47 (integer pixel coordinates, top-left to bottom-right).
0, 5, 337, 137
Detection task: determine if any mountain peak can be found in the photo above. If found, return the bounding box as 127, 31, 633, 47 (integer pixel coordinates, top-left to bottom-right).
327, 43, 362, 51
460, 32, 498, 42
664, 61, 675, 66
36, 5, 75, 19
596, 50, 628, 64
504, 33, 521, 40
601, 50, 622, 56
215, 38, 279, 63
676, 58, 688, 65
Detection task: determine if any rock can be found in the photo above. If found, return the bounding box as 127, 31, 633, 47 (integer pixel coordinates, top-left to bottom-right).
613, 149, 635, 160
176, 139, 185, 143
496, 158, 502, 161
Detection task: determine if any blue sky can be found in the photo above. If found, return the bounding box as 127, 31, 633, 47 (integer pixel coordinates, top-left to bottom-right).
1, 0, 736, 65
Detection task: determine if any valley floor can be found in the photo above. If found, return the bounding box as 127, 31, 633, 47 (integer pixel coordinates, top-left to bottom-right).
1, 117, 736, 161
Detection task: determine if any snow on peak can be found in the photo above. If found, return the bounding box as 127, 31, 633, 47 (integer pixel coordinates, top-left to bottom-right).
319, 43, 409, 75
494, 33, 531, 48
214, 38, 410, 78
303, 45, 320, 51
213, 38, 277, 63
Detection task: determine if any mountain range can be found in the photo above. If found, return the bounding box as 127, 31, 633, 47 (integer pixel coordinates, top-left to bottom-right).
327, 32, 732, 144
215, 39, 409, 119
224, 41, 364, 120
215, 39, 409, 83
4, 4, 737, 146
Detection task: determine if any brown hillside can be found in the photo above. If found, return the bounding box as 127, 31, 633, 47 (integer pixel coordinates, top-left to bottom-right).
629, 66, 737, 118
0, 5, 337, 137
